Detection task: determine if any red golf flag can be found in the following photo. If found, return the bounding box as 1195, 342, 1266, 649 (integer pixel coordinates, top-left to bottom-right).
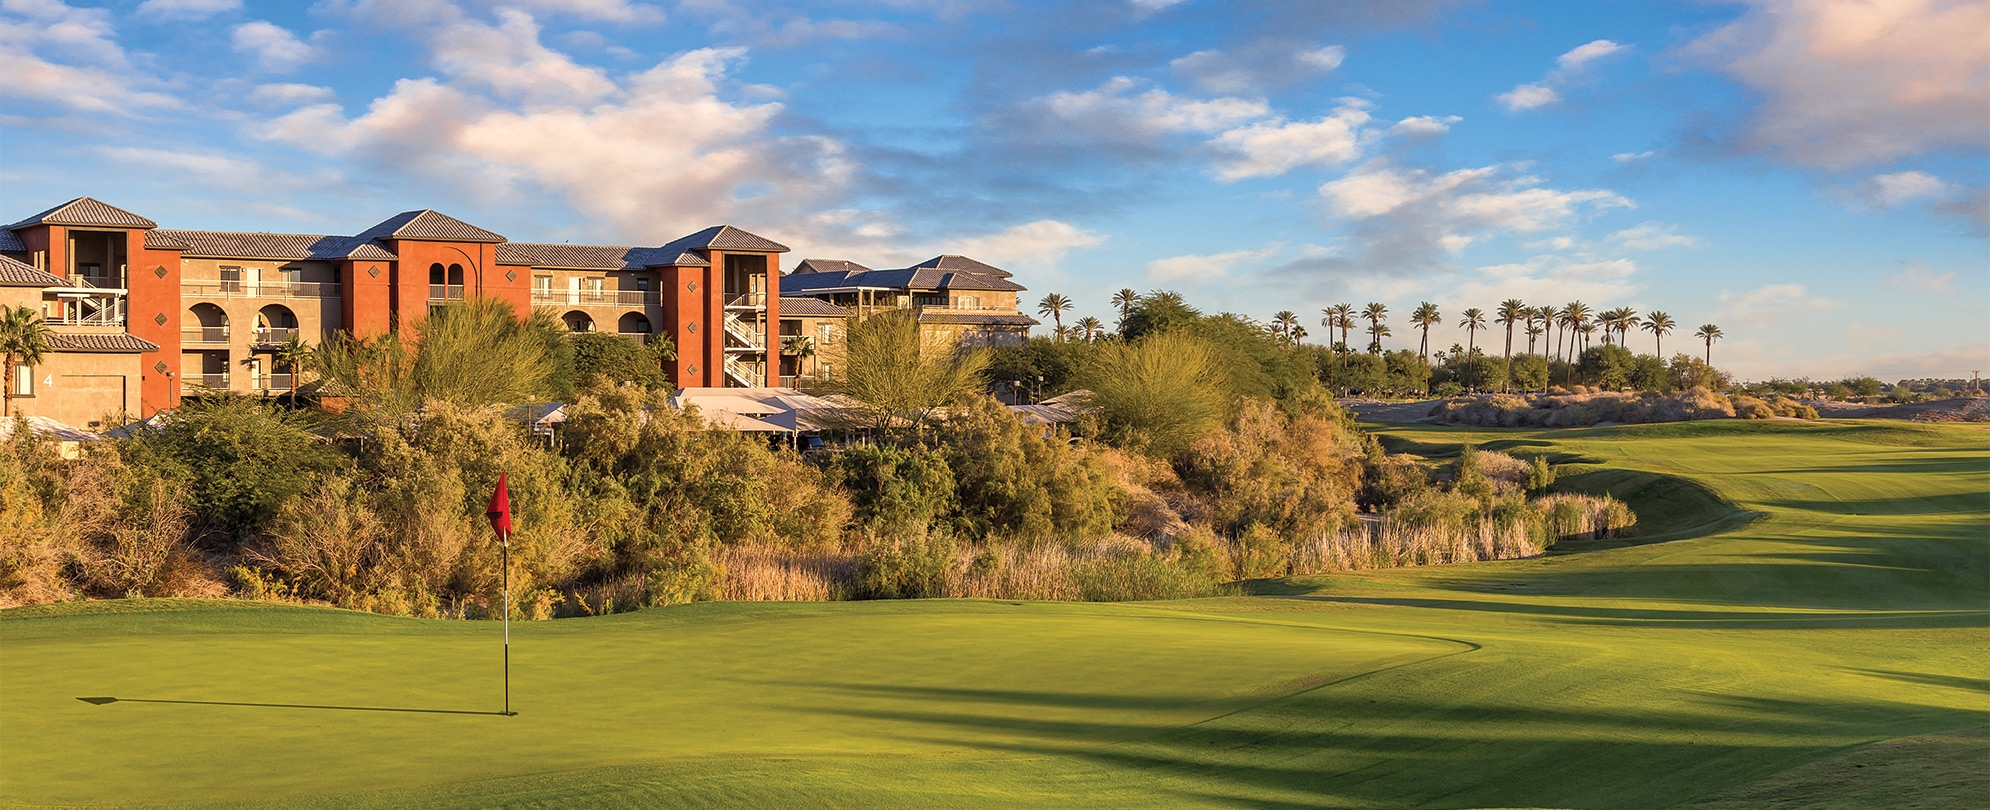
486, 473, 512, 539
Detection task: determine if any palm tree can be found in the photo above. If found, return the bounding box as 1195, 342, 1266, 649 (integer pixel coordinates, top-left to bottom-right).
1037, 293, 1072, 339
1560, 301, 1590, 360
1323, 303, 1354, 367
1643, 311, 1675, 356
1289, 325, 1307, 344
1410, 302, 1440, 362
1052, 324, 1072, 342
1, 305, 52, 418
1271, 310, 1299, 345
1111, 288, 1139, 331
1535, 306, 1556, 356
783, 334, 817, 380
1361, 302, 1388, 353
273, 334, 315, 403
1695, 324, 1723, 365
1525, 324, 1544, 358
1074, 316, 1104, 342
1459, 307, 1486, 389
1495, 299, 1526, 371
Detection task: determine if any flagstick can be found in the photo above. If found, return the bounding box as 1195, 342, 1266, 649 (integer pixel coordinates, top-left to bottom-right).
501, 527, 511, 717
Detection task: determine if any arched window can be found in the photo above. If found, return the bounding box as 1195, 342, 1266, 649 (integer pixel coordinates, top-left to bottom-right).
447, 263, 465, 285
255, 304, 299, 344
618, 312, 652, 335
429, 263, 447, 284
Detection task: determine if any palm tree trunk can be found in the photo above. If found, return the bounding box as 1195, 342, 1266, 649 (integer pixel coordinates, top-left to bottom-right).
2, 353, 12, 418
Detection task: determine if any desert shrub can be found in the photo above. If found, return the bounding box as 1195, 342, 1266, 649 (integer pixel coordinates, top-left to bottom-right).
815, 442, 955, 536
1430, 388, 1735, 428
0, 426, 71, 606
570, 332, 671, 389
1176, 398, 1363, 543
1082, 330, 1227, 456
1527, 455, 1555, 491
854, 531, 959, 599
1577, 345, 1637, 390
1073, 547, 1221, 600
317, 297, 569, 412
1509, 354, 1550, 391
1360, 452, 1431, 511
1669, 354, 1729, 392
818, 309, 990, 435
1732, 395, 1775, 419
937, 396, 1122, 540
120, 396, 340, 544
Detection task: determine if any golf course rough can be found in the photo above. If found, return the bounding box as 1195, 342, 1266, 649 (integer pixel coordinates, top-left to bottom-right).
2, 419, 1985, 809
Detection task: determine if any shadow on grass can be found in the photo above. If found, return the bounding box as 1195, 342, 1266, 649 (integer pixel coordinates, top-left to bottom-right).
77, 696, 512, 716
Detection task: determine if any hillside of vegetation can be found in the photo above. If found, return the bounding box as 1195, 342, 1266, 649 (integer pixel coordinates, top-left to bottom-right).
1, 297, 1633, 617
4, 419, 1983, 808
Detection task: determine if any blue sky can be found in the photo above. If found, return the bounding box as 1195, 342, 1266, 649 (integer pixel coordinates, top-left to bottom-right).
3, 0, 1985, 380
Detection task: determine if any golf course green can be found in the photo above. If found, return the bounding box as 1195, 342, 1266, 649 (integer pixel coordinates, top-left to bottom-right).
3, 419, 1985, 808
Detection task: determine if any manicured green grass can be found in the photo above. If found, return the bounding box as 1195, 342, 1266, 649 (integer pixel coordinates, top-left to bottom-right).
3, 419, 1986, 808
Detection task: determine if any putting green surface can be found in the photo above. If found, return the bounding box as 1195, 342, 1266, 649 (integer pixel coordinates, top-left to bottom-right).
3, 420, 1987, 808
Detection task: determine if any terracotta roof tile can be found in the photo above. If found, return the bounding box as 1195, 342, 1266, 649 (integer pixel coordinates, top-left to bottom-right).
354, 210, 505, 243
143, 231, 191, 250
6, 197, 158, 230
909, 254, 1011, 278
0, 254, 67, 287
47, 333, 160, 353
776, 297, 850, 317
665, 225, 789, 253
146, 230, 398, 261
792, 258, 870, 275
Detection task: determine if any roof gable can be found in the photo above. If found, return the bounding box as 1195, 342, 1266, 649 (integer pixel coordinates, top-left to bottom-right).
665, 225, 790, 253
7, 197, 158, 230
0, 254, 68, 287
909, 254, 1010, 278
354, 209, 505, 243
793, 258, 870, 275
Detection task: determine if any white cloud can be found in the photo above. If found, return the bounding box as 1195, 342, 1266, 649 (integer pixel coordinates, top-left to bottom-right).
490, 0, 664, 25
0, 0, 178, 113
1496, 39, 1628, 112
134, 0, 240, 20
1170, 43, 1345, 94
1557, 39, 1625, 69
949, 220, 1106, 269
1039, 77, 1268, 139
96, 146, 320, 192
232, 21, 316, 72
1606, 221, 1705, 251
429, 8, 615, 104
249, 82, 335, 106
1451, 255, 1642, 315
1211, 99, 1372, 180
1144, 245, 1280, 283
1866, 170, 1953, 207
1611, 150, 1654, 162
1390, 115, 1460, 136
1685, 0, 1990, 168
1883, 262, 1958, 294
1131, 0, 1189, 11
1322, 161, 1632, 236
1716, 282, 1840, 326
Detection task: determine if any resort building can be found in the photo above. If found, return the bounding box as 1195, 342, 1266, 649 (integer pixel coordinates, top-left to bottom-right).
2, 197, 1039, 427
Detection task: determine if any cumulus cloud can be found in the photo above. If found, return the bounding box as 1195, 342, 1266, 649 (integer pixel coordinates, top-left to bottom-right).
1496, 39, 1628, 111
135, 0, 241, 20
1685, 0, 1990, 168
1716, 282, 1840, 326
491, 0, 664, 25
1144, 245, 1281, 282
1883, 261, 1958, 294
1611, 150, 1654, 162
232, 21, 317, 72
1170, 42, 1344, 93
0, 0, 178, 113
948, 220, 1107, 269
1390, 115, 1460, 136
1035, 77, 1268, 142
1211, 99, 1372, 180
1320, 161, 1631, 241
1865, 170, 1953, 207
249, 83, 336, 106
1606, 221, 1704, 251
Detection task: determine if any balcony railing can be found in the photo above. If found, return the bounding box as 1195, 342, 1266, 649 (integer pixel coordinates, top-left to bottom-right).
190, 373, 230, 390
258, 374, 295, 391
530, 289, 658, 306
617, 331, 652, 344
183, 281, 340, 299
429, 284, 465, 301
46, 313, 128, 327
725, 292, 767, 309
182, 327, 230, 344
253, 328, 299, 345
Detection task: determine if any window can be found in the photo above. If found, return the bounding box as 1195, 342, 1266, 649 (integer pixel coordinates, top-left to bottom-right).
220, 266, 242, 292
816, 323, 834, 344
12, 365, 31, 397
635, 275, 650, 291
954, 295, 980, 309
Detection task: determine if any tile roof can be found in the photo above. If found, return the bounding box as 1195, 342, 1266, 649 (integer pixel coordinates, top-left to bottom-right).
909, 254, 1011, 278
354, 210, 506, 243
147, 230, 398, 261
917, 312, 1039, 326
0, 254, 67, 287
0, 228, 23, 253
664, 225, 790, 253
780, 266, 1025, 293
6, 197, 158, 230
497, 242, 712, 269
792, 258, 871, 275
776, 297, 850, 317
47, 333, 161, 353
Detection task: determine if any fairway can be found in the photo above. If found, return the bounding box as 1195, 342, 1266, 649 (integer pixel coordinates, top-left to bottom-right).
4, 419, 1987, 808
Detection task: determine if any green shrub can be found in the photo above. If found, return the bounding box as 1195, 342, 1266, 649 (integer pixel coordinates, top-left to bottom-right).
855, 532, 959, 599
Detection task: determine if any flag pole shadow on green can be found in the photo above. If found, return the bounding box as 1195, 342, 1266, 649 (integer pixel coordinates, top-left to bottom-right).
78, 697, 515, 716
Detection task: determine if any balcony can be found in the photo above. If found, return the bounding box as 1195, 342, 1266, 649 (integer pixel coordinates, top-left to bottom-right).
183, 281, 340, 299
257, 374, 296, 392
189, 373, 230, 390
725, 292, 767, 309
182, 327, 230, 345
429, 284, 465, 301
252, 328, 299, 346
530, 289, 658, 307
617, 331, 652, 344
